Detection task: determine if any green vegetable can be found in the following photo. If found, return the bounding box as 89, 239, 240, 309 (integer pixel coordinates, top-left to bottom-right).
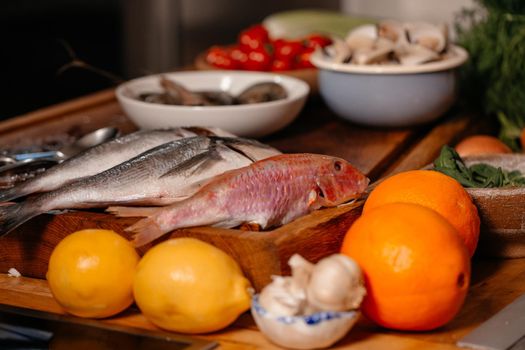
433, 145, 525, 188
498, 112, 523, 151
456, 0, 525, 148
262, 10, 374, 39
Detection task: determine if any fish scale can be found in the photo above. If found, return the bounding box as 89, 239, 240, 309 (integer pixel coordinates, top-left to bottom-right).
120, 154, 369, 247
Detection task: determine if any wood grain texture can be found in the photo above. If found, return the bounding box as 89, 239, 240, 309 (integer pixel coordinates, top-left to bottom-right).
2, 257, 524, 349
0, 89, 136, 151
0, 89, 431, 291
0, 204, 362, 291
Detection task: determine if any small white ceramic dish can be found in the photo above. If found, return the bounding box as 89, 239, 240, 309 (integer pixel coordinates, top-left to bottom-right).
116, 71, 309, 137
310, 45, 468, 127
251, 294, 359, 349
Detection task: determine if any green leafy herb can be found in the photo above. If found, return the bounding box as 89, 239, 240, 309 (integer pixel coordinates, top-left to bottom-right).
433, 145, 525, 187
455, 1, 525, 148
498, 112, 523, 151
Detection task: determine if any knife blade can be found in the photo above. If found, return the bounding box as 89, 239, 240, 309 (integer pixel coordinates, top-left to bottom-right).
457, 293, 525, 350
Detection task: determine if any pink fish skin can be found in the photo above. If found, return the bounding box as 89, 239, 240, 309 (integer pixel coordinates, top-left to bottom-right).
115, 153, 369, 246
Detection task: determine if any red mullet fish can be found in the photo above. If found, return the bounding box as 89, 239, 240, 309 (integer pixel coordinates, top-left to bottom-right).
112, 153, 369, 246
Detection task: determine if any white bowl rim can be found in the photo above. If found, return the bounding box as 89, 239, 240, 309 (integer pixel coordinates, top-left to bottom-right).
115, 70, 310, 111
311, 44, 468, 75
251, 294, 359, 324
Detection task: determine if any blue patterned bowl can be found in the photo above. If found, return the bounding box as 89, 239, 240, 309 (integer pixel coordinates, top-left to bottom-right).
251, 294, 359, 349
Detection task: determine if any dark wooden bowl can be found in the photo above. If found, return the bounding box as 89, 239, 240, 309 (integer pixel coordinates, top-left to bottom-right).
462, 154, 525, 258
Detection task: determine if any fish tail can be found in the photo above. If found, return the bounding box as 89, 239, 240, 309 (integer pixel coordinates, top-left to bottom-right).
126, 217, 166, 247
106, 206, 159, 217
0, 201, 39, 236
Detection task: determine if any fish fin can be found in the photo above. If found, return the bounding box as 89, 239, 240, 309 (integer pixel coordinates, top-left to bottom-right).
216, 137, 281, 162
126, 217, 166, 247
107, 206, 160, 217
213, 136, 275, 149
0, 201, 39, 236
160, 145, 223, 179
0, 187, 24, 202
221, 142, 257, 162
211, 219, 245, 229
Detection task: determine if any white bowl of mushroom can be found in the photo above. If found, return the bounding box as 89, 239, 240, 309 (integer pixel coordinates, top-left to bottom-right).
251, 254, 366, 349
311, 20, 469, 127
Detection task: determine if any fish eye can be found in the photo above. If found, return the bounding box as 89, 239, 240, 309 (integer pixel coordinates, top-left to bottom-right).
334, 161, 343, 172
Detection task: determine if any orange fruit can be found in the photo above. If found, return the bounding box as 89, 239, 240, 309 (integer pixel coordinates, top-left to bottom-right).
341, 203, 470, 331
455, 135, 512, 157
363, 170, 480, 256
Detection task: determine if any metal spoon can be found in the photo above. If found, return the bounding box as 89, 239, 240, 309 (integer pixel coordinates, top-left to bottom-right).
0, 127, 119, 173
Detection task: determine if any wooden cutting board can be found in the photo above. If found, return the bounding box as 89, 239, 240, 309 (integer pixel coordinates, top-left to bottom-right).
0, 88, 491, 291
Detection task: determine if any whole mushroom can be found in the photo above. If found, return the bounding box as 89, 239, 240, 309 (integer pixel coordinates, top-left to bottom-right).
305, 254, 367, 313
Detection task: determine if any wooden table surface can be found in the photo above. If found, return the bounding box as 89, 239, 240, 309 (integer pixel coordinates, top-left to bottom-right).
0, 87, 522, 350
2, 257, 524, 350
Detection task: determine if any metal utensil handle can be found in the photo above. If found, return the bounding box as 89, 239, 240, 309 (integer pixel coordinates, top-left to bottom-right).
11, 151, 64, 162
0, 158, 59, 175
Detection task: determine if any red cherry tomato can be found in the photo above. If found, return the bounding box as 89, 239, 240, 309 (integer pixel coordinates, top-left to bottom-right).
271, 58, 293, 71
229, 46, 248, 67
205, 46, 238, 69
305, 34, 333, 49
295, 47, 315, 69
239, 24, 270, 51
273, 39, 303, 61
244, 47, 273, 71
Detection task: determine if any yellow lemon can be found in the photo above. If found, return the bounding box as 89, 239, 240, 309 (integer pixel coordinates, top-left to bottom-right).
46, 229, 140, 318
133, 238, 252, 334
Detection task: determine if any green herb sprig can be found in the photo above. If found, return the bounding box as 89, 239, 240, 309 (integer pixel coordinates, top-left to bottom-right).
456, 0, 525, 150
433, 145, 525, 188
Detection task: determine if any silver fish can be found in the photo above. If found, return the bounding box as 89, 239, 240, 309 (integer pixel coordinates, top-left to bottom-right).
0, 127, 235, 202
0, 136, 281, 236
115, 153, 369, 247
